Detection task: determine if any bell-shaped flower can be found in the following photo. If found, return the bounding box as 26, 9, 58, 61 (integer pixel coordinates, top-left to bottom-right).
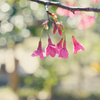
72, 36, 85, 54
53, 23, 57, 34
53, 22, 63, 35
31, 41, 44, 60
45, 38, 56, 57
55, 38, 63, 54
58, 41, 68, 59
58, 25, 62, 36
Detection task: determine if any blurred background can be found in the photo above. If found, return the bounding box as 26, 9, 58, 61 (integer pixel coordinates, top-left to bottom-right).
0, 0, 100, 100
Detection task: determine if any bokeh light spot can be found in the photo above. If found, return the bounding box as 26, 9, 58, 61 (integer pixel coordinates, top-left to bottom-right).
30, 2, 39, 10
1, 3, 10, 12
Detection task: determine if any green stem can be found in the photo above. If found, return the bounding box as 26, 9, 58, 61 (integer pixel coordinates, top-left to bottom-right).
40, 28, 44, 40
65, 26, 73, 36
46, 30, 50, 38
62, 28, 66, 41
55, 18, 58, 22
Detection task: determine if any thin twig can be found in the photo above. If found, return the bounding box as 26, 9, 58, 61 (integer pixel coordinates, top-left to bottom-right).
45, 4, 54, 23
29, 0, 100, 13
45, 4, 50, 20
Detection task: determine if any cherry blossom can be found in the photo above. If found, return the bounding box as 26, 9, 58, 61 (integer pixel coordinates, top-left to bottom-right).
58, 41, 68, 59
72, 36, 85, 54
45, 38, 56, 57
55, 38, 63, 54
31, 41, 44, 60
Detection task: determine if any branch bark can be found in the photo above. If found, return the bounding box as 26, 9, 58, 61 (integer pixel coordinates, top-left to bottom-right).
30, 0, 100, 13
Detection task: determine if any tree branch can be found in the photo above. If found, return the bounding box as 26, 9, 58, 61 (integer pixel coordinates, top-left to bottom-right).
30, 0, 100, 13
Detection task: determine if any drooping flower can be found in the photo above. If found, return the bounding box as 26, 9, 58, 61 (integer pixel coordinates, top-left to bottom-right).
31, 41, 44, 60
45, 38, 56, 57
72, 36, 85, 54
53, 22, 63, 35
55, 38, 63, 54
58, 41, 68, 59
58, 25, 62, 36
53, 23, 57, 34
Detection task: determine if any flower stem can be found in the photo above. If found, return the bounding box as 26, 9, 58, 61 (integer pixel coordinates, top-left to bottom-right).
40, 28, 44, 40
62, 28, 66, 41
46, 30, 50, 38
65, 26, 73, 36
55, 18, 58, 22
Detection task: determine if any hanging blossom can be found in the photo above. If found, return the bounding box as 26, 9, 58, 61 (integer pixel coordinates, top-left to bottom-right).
32, 11, 85, 60
45, 37, 56, 57
58, 41, 68, 59
49, 12, 64, 36
55, 38, 63, 54
72, 36, 85, 54
31, 41, 44, 60
53, 22, 64, 35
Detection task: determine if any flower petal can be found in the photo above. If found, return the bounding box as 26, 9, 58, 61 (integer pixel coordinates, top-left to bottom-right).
73, 46, 78, 54
32, 41, 44, 59
62, 49, 68, 58
78, 44, 85, 51
53, 24, 57, 34
72, 36, 85, 54
58, 41, 68, 59
31, 52, 37, 57
49, 47, 56, 57
59, 49, 68, 59
40, 53, 44, 60
45, 47, 50, 57
58, 26, 62, 35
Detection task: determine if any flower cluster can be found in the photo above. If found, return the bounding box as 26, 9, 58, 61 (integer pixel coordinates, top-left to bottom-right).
56, 3, 96, 30
32, 12, 85, 60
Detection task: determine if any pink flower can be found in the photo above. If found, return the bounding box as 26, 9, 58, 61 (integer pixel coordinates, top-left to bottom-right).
78, 16, 96, 29
45, 38, 56, 57
72, 36, 85, 54
53, 24, 57, 34
53, 22, 63, 35
55, 38, 63, 54
31, 41, 44, 60
58, 41, 68, 59
56, 4, 80, 18
92, 0, 99, 4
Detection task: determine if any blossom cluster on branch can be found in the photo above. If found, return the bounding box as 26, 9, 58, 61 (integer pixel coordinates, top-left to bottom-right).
30, 0, 100, 30
31, 11, 85, 60
30, 0, 100, 59
56, 3, 96, 30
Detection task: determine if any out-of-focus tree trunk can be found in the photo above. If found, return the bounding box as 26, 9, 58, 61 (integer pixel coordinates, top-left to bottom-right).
9, 58, 19, 91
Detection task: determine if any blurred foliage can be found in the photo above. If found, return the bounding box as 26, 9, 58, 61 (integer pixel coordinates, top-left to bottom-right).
0, 0, 100, 100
